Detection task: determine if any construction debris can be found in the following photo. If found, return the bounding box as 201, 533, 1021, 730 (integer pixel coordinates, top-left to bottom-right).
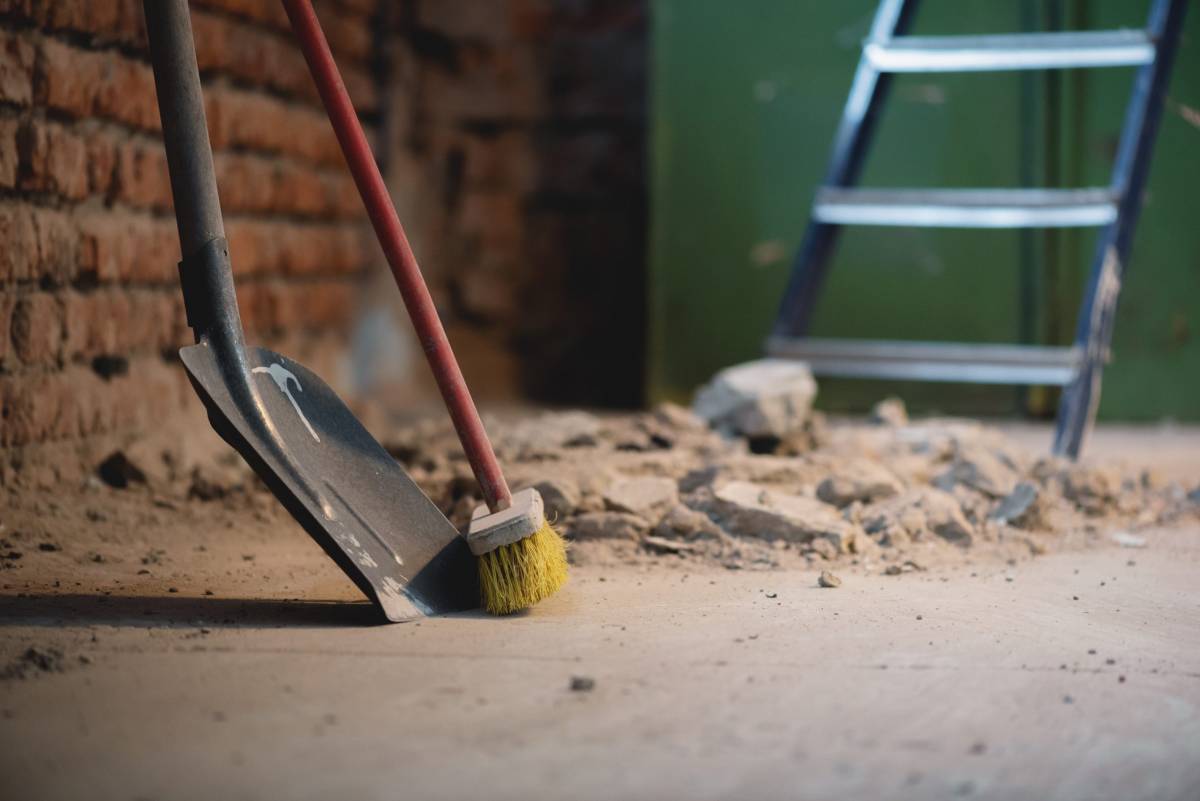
818, 570, 842, 588
381, 400, 1197, 576
692, 359, 817, 439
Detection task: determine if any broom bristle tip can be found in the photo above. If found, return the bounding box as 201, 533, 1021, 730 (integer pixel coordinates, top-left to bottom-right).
478, 521, 568, 615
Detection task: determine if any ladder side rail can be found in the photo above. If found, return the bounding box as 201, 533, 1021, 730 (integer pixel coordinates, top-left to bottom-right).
1053, 0, 1188, 457
772, 0, 920, 338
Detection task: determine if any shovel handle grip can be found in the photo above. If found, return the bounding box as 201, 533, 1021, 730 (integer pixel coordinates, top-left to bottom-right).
282, 0, 512, 513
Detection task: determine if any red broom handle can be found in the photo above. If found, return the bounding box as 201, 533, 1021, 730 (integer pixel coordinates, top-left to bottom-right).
281, 0, 512, 512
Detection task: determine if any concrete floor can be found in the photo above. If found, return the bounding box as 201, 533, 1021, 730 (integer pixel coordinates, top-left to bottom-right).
1, 527, 1197, 800
1, 422, 1198, 801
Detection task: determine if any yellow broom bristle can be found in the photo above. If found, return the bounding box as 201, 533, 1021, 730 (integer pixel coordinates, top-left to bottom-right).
477, 520, 568, 615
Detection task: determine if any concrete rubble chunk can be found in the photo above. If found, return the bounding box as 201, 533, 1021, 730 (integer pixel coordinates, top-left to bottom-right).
917, 488, 975, 544
816, 460, 903, 507
1061, 465, 1119, 515
654, 503, 725, 541
603, 476, 679, 521
935, 446, 1020, 498
862, 488, 975, 546
707, 480, 860, 547
504, 411, 603, 452
652, 402, 707, 432
870, 396, 908, 427
527, 478, 581, 523
565, 511, 648, 541
818, 570, 842, 588
692, 359, 817, 439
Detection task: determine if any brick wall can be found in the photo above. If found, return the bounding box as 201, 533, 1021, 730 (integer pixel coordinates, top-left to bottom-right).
0, 0, 380, 485
388, 0, 647, 407
0, 0, 649, 486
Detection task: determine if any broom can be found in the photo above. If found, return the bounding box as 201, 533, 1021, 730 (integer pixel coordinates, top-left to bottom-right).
282, 0, 567, 615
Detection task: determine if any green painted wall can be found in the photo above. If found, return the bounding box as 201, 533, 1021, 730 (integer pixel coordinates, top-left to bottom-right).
649, 1, 1199, 419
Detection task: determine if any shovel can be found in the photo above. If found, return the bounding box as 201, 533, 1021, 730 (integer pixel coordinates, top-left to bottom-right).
142, 0, 477, 621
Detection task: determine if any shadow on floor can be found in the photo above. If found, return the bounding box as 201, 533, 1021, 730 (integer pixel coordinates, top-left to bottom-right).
0, 593, 382, 629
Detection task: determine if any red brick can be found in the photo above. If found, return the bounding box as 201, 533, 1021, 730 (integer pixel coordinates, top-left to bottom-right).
458, 190, 523, 251
0, 203, 77, 284
331, 0, 377, 15
77, 212, 179, 283
36, 39, 160, 132
191, 9, 377, 112
205, 86, 343, 166
1, 0, 145, 48
417, 1, 515, 41
0, 29, 36, 106
458, 130, 536, 191
61, 288, 185, 361
0, 358, 190, 447
0, 117, 18, 189
18, 118, 90, 200
113, 137, 172, 210
192, 0, 371, 62
30, 205, 80, 285
225, 219, 368, 278
214, 153, 360, 219
236, 278, 355, 335
0, 292, 14, 365
422, 47, 543, 124
0, 204, 39, 282
11, 292, 63, 365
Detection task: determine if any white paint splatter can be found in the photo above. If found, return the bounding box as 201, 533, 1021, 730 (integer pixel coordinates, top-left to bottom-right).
252, 363, 320, 442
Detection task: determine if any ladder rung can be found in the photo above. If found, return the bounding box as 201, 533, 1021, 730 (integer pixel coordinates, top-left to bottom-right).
813, 188, 1117, 228
865, 30, 1156, 73
766, 337, 1082, 385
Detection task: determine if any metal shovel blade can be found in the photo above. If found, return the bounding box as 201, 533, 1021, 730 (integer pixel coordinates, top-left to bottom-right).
180, 341, 479, 622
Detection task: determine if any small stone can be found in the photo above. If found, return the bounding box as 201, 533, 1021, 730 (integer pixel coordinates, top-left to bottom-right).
692, 359, 817, 439
918, 489, 975, 544
709, 481, 860, 545
508, 412, 603, 450
654, 504, 725, 541
37, 542, 60, 552
604, 476, 679, 521
808, 537, 838, 561
934, 446, 1019, 498
528, 478, 581, 522
818, 570, 841, 588
869, 396, 908, 427
816, 461, 903, 507
569, 676, 595, 692
652, 402, 707, 431
1061, 465, 1119, 515
641, 535, 700, 555
566, 512, 648, 541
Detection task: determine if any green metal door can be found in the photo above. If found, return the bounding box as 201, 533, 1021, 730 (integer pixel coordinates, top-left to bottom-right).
649, 0, 1199, 420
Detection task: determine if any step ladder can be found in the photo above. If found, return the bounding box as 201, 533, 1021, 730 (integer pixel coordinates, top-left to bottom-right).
768, 0, 1187, 458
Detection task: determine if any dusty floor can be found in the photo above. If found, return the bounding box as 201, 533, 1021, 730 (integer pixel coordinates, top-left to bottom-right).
0, 421, 1198, 800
